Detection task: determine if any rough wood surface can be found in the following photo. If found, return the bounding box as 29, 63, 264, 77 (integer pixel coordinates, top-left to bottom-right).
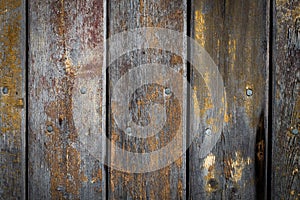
272, 0, 300, 199
2, 0, 299, 199
107, 0, 186, 199
28, 0, 105, 199
189, 0, 267, 199
0, 0, 26, 199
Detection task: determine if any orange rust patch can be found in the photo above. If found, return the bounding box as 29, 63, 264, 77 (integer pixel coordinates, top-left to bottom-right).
0, 3, 23, 197
0, 3, 23, 134
91, 169, 102, 184
43, 0, 83, 197
224, 152, 252, 183
171, 55, 183, 65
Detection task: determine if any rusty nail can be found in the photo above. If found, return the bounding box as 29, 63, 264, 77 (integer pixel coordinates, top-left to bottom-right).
2, 87, 8, 94
246, 88, 253, 96
165, 87, 171, 95
291, 128, 299, 135
47, 125, 53, 132
80, 87, 87, 94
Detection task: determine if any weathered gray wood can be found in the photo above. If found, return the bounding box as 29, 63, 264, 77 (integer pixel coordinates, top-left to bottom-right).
272, 0, 300, 199
107, 0, 187, 199
28, 0, 106, 199
0, 0, 26, 199
189, 0, 267, 199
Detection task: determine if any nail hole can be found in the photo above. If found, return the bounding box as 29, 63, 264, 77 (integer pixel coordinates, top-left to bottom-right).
231, 187, 238, 194
59, 117, 63, 126
56, 186, 64, 191
208, 178, 218, 189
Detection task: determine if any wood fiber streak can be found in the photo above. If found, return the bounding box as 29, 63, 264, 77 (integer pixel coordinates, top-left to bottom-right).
272, 0, 300, 199
29, 0, 105, 199
189, 0, 267, 199
108, 0, 186, 199
0, 0, 26, 199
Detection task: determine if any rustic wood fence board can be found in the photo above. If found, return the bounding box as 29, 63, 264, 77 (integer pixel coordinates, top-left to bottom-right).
28, 0, 105, 199
107, 0, 186, 199
189, 0, 268, 199
272, 0, 300, 199
0, 0, 26, 199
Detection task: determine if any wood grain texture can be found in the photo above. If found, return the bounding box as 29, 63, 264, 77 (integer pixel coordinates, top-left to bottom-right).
272, 0, 300, 199
0, 0, 26, 199
28, 0, 105, 199
189, 0, 267, 199
108, 0, 186, 199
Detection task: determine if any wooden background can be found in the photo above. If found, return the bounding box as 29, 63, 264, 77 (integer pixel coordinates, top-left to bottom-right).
0, 0, 299, 199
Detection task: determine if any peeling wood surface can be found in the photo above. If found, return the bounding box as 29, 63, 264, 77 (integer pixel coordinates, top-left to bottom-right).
107, 0, 186, 199
0, 0, 26, 199
272, 0, 300, 199
28, 0, 105, 199
189, 0, 267, 199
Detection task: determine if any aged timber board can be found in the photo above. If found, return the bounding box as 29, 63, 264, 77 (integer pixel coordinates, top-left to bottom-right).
107, 0, 187, 199
0, 0, 26, 199
272, 0, 300, 199
28, 0, 106, 199
189, 0, 268, 199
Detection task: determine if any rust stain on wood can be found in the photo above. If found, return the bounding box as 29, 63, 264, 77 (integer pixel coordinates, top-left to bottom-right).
29, 0, 105, 198
108, 0, 185, 199
190, 0, 267, 198
0, 0, 24, 198
224, 152, 252, 183
45, 99, 82, 199
44, 9, 82, 198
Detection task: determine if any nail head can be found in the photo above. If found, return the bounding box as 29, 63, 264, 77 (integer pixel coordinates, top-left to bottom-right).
246, 88, 253, 96
205, 128, 212, 136
126, 127, 132, 135
291, 128, 299, 135
2, 87, 8, 94
80, 87, 87, 94
47, 125, 53, 132
165, 88, 171, 95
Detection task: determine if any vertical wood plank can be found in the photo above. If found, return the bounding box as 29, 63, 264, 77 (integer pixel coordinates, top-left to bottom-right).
108, 0, 186, 199
28, 0, 106, 199
189, 0, 267, 199
0, 0, 26, 199
272, 0, 300, 199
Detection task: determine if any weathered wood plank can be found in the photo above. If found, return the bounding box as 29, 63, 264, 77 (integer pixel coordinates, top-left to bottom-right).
28, 0, 106, 199
108, 0, 186, 199
189, 0, 267, 199
272, 0, 300, 199
0, 0, 26, 199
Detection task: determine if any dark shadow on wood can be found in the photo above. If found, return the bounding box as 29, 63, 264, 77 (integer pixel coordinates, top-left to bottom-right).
255, 111, 266, 199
